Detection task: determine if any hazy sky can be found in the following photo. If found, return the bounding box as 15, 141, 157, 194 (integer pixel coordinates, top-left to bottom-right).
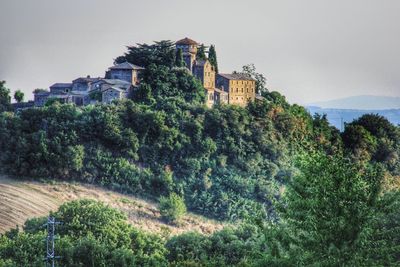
0, 0, 399, 104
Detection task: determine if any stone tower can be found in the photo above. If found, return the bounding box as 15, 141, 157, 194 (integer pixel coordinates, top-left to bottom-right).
176, 37, 199, 72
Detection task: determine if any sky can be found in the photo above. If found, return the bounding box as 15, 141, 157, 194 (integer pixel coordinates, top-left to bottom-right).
0, 0, 399, 104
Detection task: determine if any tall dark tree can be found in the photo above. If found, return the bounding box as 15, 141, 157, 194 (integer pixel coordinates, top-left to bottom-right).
132, 83, 155, 105
115, 40, 176, 68
196, 44, 207, 61
208, 45, 219, 73
0, 80, 11, 112
175, 48, 185, 67
14, 90, 24, 103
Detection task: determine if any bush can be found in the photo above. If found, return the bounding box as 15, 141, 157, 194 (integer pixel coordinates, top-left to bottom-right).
159, 193, 187, 223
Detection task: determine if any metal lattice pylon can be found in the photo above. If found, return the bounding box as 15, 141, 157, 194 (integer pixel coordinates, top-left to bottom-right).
44, 216, 61, 267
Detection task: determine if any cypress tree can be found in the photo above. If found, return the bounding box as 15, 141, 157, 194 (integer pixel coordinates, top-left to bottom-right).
196, 44, 207, 61
208, 45, 219, 73
175, 48, 185, 67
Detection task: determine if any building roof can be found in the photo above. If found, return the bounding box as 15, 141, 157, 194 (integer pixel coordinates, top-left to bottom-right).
176, 37, 198, 45
99, 79, 131, 87
102, 86, 125, 92
34, 91, 50, 96
90, 79, 132, 93
108, 62, 144, 70
50, 83, 72, 88
72, 76, 101, 83
218, 73, 255, 81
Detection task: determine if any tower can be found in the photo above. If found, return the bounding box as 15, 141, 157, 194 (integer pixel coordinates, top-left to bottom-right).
176, 37, 199, 71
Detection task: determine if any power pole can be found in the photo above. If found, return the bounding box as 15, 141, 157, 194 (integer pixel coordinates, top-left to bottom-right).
44, 216, 61, 267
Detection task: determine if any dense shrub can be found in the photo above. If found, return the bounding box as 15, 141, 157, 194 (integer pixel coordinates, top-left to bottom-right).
159, 193, 187, 223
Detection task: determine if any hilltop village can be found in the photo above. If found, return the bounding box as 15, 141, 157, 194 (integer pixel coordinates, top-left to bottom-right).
31, 38, 260, 108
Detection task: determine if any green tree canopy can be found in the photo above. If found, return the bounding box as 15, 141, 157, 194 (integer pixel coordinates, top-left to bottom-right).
159, 193, 187, 223
242, 64, 267, 95
267, 153, 384, 266
0, 81, 11, 112
13, 90, 24, 103
115, 40, 176, 68
196, 44, 207, 61
175, 48, 185, 67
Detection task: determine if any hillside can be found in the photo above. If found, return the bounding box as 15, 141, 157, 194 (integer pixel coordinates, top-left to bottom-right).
0, 175, 224, 235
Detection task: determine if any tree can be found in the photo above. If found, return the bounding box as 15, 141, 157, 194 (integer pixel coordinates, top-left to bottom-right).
159, 193, 187, 223
242, 64, 267, 95
132, 83, 155, 105
175, 48, 185, 67
272, 153, 384, 265
208, 45, 219, 73
196, 44, 207, 61
13, 90, 24, 103
115, 40, 176, 68
355, 191, 400, 265
0, 80, 11, 112
33, 88, 48, 94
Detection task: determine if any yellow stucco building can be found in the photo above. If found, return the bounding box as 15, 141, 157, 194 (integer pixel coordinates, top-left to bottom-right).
216, 73, 256, 107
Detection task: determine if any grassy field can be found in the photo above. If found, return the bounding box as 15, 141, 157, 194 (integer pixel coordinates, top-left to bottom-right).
0, 175, 225, 235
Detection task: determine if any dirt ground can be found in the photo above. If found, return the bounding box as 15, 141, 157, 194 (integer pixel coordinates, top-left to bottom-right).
0, 175, 225, 235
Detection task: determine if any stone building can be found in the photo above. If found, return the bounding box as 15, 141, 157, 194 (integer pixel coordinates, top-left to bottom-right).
72, 76, 101, 92
176, 37, 199, 72
49, 83, 72, 94
216, 73, 256, 107
214, 88, 229, 105
33, 90, 51, 107
34, 61, 144, 107
105, 62, 144, 85
90, 79, 134, 104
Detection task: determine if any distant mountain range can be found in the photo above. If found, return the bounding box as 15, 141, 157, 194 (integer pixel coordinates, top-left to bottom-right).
306, 95, 400, 130
307, 106, 400, 131
309, 95, 400, 110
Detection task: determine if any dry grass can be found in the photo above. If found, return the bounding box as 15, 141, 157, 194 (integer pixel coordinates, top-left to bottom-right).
0, 175, 225, 235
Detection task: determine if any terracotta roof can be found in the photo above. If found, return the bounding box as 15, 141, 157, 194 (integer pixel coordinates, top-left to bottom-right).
109, 62, 144, 70
218, 73, 255, 81
176, 37, 198, 45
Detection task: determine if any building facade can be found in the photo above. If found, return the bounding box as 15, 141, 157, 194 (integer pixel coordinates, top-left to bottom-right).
216, 73, 256, 107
